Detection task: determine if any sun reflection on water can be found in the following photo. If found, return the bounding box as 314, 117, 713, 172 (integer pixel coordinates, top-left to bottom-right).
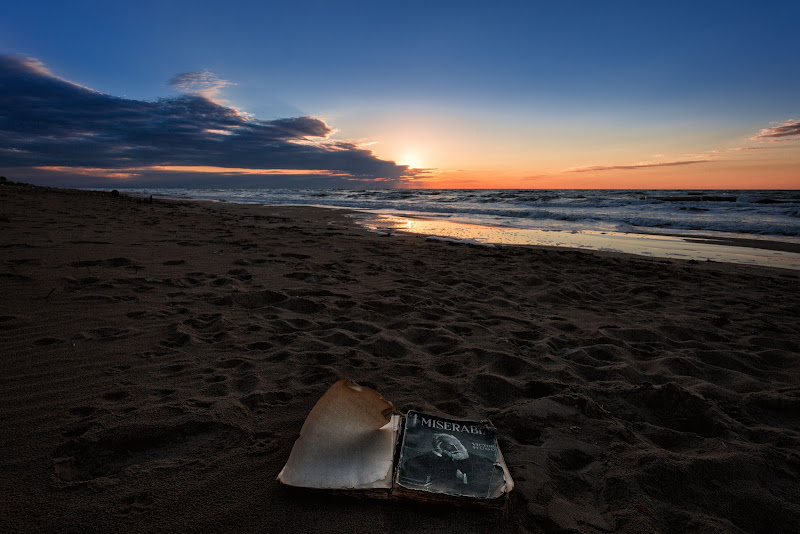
357, 214, 800, 271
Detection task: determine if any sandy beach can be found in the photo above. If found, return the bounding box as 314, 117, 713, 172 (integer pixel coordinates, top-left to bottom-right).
1, 182, 799, 533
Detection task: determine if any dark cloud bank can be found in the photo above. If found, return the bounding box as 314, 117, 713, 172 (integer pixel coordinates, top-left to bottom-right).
0, 56, 412, 187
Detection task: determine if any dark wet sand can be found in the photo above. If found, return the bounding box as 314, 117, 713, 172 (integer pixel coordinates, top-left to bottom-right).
1, 182, 799, 533
680, 235, 800, 253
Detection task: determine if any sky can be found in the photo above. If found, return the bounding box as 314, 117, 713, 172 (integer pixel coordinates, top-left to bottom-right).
1, 0, 798, 189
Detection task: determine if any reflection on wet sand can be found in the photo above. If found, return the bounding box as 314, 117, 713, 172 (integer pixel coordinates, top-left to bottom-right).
359, 214, 800, 270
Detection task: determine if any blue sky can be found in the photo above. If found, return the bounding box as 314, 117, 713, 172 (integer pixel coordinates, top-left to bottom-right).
1, 1, 798, 188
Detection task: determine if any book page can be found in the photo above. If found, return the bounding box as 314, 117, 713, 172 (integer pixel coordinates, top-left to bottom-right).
278, 379, 399, 490
396, 411, 512, 499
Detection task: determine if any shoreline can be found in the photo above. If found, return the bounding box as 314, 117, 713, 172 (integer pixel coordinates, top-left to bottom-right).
134, 187, 800, 270
354, 213, 800, 271
2, 182, 799, 533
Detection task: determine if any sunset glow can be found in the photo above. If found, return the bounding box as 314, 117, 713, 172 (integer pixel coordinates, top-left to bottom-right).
1, 3, 798, 189
398, 154, 423, 170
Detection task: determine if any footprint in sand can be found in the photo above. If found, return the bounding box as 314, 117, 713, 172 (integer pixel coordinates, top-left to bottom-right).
247, 341, 273, 350
234, 373, 259, 394
317, 330, 359, 347
203, 374, 227, 384
233, 290, 288, 309
162, 363, 188, 374
247, 431, 279, 456
228, 268, 252, 281
53, 421, 246, 482
34, 337, 63, 346
69, 406, 96, 417
240, 391, 293, 412
102, 390, 130, 402
161, 324, 193, 348
121, 491, 154, 515
472, 374, 523, 407
216, 358, 253, 370
202, 383, 229, 397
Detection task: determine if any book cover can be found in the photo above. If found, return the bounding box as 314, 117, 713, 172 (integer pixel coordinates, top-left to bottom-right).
395, 411, 510, 501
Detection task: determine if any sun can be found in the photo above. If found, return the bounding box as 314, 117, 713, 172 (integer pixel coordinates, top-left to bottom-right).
399, 154, 422, 169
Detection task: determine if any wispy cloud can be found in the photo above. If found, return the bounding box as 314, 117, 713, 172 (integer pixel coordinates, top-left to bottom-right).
750, 119, 800, 140
168, 70, 235, 101
712, 146, 770, 152
565, 116, 798, 175
565, 159, 713, 173
0, 55, 414, 186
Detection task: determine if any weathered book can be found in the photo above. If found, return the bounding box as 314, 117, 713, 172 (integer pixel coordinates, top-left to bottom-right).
277, 379, 514, 506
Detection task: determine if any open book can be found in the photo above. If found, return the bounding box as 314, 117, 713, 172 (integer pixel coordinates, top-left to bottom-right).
277, 379, 514, 506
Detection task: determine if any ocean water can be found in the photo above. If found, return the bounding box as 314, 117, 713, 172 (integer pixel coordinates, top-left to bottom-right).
123, 188, 800, 242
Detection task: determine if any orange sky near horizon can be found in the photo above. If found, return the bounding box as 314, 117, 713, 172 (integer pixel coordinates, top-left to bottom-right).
28, 156, 800, 190
22, 113, 800, 190
406, 159, 800, 190
345, 111, 800, 190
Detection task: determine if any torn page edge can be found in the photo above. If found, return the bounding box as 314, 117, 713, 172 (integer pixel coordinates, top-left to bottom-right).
278, 380, 398, 490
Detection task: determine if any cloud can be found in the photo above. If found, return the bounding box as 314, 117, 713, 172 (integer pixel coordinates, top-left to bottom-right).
565, 159, 713, 173
0, 55, 413, 186
561, 117, 800, 176
168, 70, 235, 101
750, 119, 800, 140
712, 147, 770, 152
